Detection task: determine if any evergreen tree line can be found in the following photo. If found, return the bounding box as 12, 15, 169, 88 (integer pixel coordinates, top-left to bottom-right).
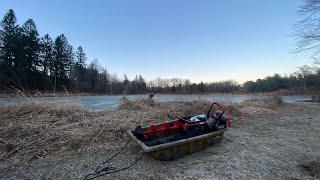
0, 9, 149, 94
0, 9, 241, 95
147, 78, 240, 93
243, 65, 320, 93
1, 9, 319, 95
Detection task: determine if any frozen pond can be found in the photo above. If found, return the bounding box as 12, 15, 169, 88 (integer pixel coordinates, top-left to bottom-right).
0, 94, 312, 111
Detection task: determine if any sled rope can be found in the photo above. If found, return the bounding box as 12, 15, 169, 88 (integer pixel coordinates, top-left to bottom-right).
84, 139, 144, 180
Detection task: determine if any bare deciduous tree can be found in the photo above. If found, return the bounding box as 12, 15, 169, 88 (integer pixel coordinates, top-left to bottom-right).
295, 0, 320, 64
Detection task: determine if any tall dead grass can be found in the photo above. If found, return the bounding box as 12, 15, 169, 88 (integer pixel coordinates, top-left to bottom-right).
118, 98, 242, 120
262, 94, 283, 106
1, 97, 280, 165
0, 101, 129, 163
117, 96, 158, 110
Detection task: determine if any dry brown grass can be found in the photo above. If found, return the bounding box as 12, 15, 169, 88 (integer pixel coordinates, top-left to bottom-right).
0, 98, 241, 164
244, 94, 283, 106
117, 96, 159, 110
262, 94, 283, 106
0, 101, 127, 163
0, 97, 283, 166
1, 98, 319, 179
222, 103, 242, 117
235, 94, 286, 117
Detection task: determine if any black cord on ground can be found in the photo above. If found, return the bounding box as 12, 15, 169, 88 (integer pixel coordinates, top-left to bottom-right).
84, 139, 144, 180
94, 139, 129, 173
84, 152, 144, 180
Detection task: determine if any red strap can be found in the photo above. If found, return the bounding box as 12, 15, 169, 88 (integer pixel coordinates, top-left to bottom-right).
226, 117, 232, 128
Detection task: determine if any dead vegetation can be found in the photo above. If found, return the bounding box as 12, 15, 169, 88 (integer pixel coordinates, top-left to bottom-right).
0, 97, 319, 179
117, 96, 159, 110
0, 100, 143, 165
0, 98, 245, 165
0, 96, 284, 164
262, 94, 284, 106
233, 94, 285, 117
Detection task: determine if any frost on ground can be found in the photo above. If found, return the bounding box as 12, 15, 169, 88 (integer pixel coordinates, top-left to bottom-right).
0, 99, 319, 179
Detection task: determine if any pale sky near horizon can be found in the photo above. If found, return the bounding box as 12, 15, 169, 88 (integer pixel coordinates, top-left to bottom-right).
0, 0, 313, 83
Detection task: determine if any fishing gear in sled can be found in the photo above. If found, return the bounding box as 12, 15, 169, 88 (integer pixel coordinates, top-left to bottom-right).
128, 102, 232, 160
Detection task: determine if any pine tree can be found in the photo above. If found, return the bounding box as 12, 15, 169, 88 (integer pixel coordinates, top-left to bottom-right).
40, 34, 54, 75
88, 59, 99, 91
21, 19, 41, 89
0, 9, 19, 66
53, 34, 71, 90
123, 74, 130, 94
75, 46, 86, 67
0, 9, 22, 89
21, 19, 40, 71
138, 75, 146, 94
0, 23, 4, 59
72, 46, 87, 91
66, 44, 74, 77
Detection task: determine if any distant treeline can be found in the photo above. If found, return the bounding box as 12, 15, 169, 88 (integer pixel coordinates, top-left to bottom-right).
1, 9, 319, 95
0, 9, 241, 95
243, 66, 320, 93
0, 9, 149, 94
148, 78, 239, 93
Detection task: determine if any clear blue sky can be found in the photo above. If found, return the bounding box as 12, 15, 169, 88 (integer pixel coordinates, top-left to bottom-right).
0, 0, 311, 83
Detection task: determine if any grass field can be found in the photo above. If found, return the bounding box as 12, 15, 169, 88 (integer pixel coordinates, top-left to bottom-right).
0, 98, 319, 179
